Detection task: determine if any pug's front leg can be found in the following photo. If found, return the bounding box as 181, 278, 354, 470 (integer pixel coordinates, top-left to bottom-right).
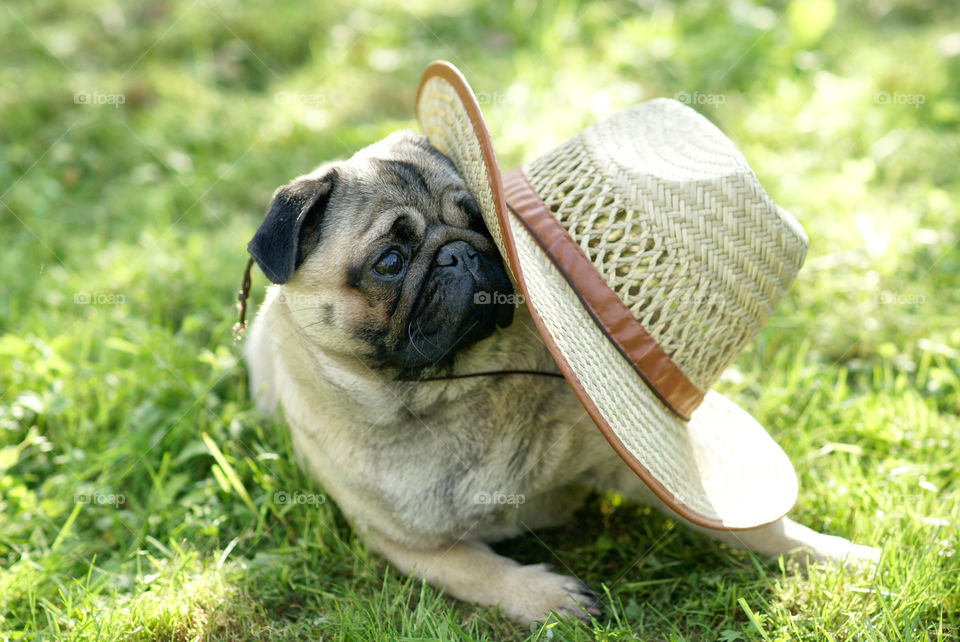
362, 530, 599, 624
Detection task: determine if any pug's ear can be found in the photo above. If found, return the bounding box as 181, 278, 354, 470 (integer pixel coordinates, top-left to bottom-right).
248, 168, 338, 284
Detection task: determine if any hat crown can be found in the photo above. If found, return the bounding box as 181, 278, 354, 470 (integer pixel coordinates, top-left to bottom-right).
523, 99, 808, 390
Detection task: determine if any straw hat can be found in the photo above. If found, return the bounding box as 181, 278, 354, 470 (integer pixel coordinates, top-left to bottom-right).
415, 61, 808, 530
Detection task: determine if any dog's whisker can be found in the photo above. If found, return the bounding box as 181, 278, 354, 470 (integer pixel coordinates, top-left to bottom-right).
407, 322, 431, 359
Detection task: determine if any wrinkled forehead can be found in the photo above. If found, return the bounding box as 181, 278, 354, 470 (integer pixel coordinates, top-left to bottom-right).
301, 154, 474, 276
339, 152, 473, 227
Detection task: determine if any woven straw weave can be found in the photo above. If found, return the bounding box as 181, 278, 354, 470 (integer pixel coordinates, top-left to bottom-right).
523, 99, 808, 390
511, 211, 797, 522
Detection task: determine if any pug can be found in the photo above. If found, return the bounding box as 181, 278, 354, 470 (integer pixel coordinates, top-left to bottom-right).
243, 131, 879, 624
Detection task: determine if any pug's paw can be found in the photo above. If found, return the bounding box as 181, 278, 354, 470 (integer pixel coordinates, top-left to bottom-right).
499, 563, 600, 624
792, 533, 881, 572
843, 542, 882, 566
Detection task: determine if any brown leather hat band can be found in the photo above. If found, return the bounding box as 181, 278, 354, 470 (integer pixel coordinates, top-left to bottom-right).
502, 167, 705, 420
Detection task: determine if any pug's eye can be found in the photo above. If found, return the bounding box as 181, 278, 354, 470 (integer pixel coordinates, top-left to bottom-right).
372, 250, 405, 279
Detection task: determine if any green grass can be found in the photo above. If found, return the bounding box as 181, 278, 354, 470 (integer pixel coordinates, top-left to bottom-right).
2, 0, 959, 639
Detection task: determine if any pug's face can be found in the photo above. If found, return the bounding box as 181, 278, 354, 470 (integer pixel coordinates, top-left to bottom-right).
248, 131, 515, 377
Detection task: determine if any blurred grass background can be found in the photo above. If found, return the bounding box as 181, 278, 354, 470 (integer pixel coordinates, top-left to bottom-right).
1, 0, 959, 639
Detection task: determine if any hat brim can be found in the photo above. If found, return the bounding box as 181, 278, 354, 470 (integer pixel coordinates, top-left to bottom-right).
415, 60, 797, 530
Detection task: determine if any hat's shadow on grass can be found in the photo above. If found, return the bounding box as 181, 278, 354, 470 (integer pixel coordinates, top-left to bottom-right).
488, 492, 781, 637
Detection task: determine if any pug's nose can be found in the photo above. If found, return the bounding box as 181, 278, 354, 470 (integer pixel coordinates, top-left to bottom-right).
435, 241, 478, 269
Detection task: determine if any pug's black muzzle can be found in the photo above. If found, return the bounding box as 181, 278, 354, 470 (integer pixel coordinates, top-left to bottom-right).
385, 227, 515, 376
